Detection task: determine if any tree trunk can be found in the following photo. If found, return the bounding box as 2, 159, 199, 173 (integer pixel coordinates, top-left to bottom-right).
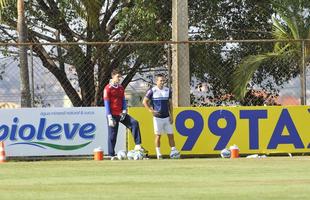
77, 63, 95, 107
95, 61, 111, 106
121, 59, 142, 88
55, 30, 65, 72
31, 42, 84, 107
18, 0, 31, 107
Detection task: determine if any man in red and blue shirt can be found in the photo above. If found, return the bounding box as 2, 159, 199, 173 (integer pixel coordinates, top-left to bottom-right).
104, 69, 143, 158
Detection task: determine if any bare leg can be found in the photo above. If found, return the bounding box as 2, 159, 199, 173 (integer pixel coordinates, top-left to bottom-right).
155, 134, 161, 147
168, 134, 180, 159
167, 134, 175, 147
155, 134, 162, 159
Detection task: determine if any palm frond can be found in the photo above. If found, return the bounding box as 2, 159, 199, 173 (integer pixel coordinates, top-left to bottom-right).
0, 0, 16, 22
272, 16, 290, 40
0, 0, 8, 9
277, 11, 299, 40
66, 0, 102, 29
82, 0, 102, 28
232, 50, 298, 100
232, 54, 271, 100
274, 42, 292, 53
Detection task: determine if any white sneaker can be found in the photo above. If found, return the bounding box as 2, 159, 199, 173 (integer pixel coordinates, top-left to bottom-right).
111, 156, 118, 160
170, 150, 180, 159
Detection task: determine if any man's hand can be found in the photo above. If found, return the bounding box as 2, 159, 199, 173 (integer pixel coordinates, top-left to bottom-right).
108, 115, 116, 127
144, 98, 159, 116
150, 109, 158, 114
150, 109, 161, 117
120, 110, 127, 121
169, 116, 174, 124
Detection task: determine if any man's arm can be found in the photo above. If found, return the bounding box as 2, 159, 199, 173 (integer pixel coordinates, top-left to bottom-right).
143, 97, 154, 113
143, 89, 156, 114
120, 97, 127, 121
168, 98, 173, 124
168, 89, 173, 123
103, 87, 112, 116
122, 97, 127, 111
104, 100, 112, 115
103, 87, 115, 127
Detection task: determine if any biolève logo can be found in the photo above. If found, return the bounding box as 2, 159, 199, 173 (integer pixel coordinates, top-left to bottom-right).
0, 117, 96, 150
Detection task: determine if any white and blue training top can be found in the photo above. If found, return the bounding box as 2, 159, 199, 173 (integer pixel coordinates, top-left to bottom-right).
145, 86, 172, 118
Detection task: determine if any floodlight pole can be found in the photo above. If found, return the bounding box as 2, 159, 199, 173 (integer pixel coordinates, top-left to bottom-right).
172, 0, 190, 107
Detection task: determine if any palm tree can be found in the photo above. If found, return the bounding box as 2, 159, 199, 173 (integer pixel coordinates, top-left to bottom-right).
232, 9, 310, 104
1, 0, 31, 107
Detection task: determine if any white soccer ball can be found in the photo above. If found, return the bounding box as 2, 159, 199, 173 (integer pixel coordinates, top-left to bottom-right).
138, 148, 148, 158
170, 150, 181, 159
117, 150, 127, 160
133, 150, 144, 160
127, 150, 136, 160
220, 148, 231, 158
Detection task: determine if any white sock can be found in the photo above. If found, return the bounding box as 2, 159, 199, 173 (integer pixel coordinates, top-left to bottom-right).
171, 146, 176, 151
156, 147, 161, 155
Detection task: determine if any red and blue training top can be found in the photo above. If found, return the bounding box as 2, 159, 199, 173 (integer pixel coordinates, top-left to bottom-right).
103, 83, 126, 116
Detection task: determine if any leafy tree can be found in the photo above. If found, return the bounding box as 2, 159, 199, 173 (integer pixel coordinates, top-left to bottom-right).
0, 0, 31, 107
188, 0, 276, 105
232, 1, 310, 104
1, 0, 308, 107
0, 0, 171, 106
189, 0, 310, 106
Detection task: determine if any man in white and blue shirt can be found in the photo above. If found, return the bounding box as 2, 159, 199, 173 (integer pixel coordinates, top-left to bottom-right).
143, 74, 180, 159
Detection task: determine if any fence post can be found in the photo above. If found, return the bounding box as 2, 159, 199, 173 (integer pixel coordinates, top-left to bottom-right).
301, 40, 307, 105
29, 45, 35, 107
18, 0, 31, 107
172, 0, 190, 107
167, 44, 172, 88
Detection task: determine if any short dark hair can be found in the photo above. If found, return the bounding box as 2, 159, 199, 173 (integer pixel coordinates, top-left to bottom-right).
111, 69, 121, 77
155, 73, 165, 79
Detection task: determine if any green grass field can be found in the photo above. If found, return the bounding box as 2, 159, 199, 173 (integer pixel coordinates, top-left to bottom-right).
0, 157, 310, 200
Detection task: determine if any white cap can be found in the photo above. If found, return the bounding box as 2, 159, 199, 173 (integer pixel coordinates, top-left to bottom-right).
93, 147, 103, 152
229, 144, 239, 150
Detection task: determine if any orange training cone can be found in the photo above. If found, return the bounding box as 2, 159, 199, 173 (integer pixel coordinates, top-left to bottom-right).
0, 141, 6, 163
